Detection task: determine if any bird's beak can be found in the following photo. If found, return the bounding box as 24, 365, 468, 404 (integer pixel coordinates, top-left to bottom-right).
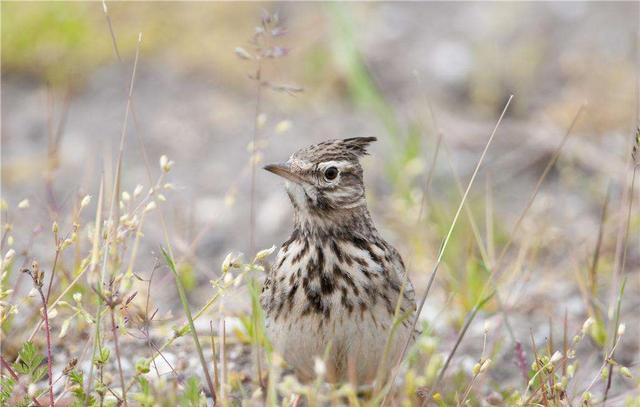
263, 162, 304, 184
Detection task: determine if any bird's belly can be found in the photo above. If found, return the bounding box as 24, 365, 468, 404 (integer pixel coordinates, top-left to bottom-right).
265, 305, 414, 384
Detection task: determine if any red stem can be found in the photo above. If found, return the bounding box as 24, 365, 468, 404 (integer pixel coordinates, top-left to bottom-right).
0, 356, 44, 407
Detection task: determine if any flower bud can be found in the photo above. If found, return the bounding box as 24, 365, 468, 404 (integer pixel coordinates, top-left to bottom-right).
620, 366, 632, 378
221, 252, 233, 274
254, 245, 276, 262
581, 317, 594, 334
18, 199, 30, 209
550, 351, 563, 364
144, 201, 157, 213
479, 358, 491, 373
313, 357, 326, 377
80, 195, 92, 208
159, 155, 173, 172
3, 249, 16, 264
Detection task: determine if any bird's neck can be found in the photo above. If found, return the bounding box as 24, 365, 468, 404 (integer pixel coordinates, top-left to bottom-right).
292, 204, 378, 241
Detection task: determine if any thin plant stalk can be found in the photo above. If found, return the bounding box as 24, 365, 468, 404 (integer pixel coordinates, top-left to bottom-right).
110, 308, 128, 406
603, 274, 630, 404
458, 330, 488, 406
209, 321, 220, 395
249, 60, 263, 257
421, 293, 494, 406
220, 317, 227, 406
589, 184, 611, 296
22, 175, 104, 351
162, 248, 217, 403
85, 32, 142, 405
384, 95, 513, 403
24, 264, 55, 407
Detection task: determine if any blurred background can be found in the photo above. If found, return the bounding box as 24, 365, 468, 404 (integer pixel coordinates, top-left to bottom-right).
2, 1, 640, 401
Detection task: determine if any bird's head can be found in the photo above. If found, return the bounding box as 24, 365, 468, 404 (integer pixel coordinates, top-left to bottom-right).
264, 137, 376, 213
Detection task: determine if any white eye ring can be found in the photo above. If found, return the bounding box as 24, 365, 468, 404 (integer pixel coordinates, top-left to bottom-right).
324, 166, 339, 181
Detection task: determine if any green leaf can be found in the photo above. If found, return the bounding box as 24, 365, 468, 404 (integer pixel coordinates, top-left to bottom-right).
69, 369, 83, 386
93, 347, 110, 366
32, 365, 48, 382
0, 376, 15, 404
135, 358, 151, 375
133, 377, 154, 407
180, 377, 203, 407
14, 341, 45, 377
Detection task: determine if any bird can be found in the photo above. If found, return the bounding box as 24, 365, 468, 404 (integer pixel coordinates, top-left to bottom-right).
261, 137, 416, 385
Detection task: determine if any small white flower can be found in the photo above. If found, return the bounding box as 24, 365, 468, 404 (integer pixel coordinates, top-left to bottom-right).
581, 317, 594, 334
122, 191, 130, 202
59, 319, 70, 338
549, 351, 563, 364
3, 249, 16, 264
221, 252, 233, 274
133, 184, 144, 197
18, 199, 30, 209
80, 195, 92, 208
254, 245, 276, 262
617, 323, 626, 336
620, 366, 633, 378
223, 272, 234, 285
234, 47, 253, 60
313, 357, 326, 376
144, 201, 157, 213
73, 292, 82, 303
159, 155, 173, 172
7, 236, 13, 246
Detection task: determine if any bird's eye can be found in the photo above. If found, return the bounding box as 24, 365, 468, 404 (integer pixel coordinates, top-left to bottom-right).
324, 166, 339, 181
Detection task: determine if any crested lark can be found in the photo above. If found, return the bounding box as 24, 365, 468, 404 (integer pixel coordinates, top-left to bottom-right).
261, 137, 416, 384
